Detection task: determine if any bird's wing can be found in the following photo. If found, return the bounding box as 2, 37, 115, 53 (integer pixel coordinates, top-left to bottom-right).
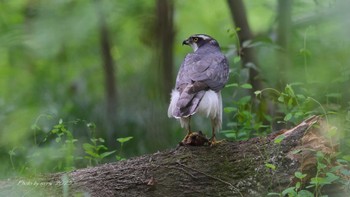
185, 52, 229, 92
172, 53, 229, 117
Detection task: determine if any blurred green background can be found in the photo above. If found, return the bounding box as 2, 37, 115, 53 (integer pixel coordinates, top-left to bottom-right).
1, 0, 350, 179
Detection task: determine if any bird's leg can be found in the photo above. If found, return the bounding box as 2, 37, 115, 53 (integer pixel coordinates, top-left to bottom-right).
209, 124, 217, 144
209, 119, 223, 145
182, 116, 192, 142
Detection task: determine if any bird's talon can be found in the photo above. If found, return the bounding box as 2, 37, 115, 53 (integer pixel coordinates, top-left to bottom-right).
209, 138, 225, 146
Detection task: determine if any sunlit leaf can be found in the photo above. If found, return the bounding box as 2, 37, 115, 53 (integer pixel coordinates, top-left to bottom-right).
240, 83, 252, 89
100, 150, 116, 158
274, 134, 285, 144
265, 163, 276, 170
225, 83, 238, 88
116, 136, 133, 143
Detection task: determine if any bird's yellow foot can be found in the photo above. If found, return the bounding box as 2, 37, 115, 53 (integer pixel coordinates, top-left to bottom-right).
209, 137, 225, 146
179, 131, 209, 146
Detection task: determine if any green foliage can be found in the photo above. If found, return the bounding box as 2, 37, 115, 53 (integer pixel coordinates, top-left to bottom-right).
49, 119, 78, 171
116, 137, 133, 161
222, 83, 270, 140
268, 151, 350, 196
2, 117, 133, 178
83, 138, 116, 166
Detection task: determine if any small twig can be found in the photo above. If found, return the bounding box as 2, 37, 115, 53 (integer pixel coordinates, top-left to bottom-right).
176, 160, 243, 197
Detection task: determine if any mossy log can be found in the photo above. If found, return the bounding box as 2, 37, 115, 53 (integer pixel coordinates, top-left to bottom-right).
1, 116, 347, 196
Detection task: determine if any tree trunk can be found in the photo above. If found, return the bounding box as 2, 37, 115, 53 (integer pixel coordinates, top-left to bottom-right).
1, 116, 346, 196
95, 0, 117, 121
226, 0, 263, 93
227, 0, 275, 125
155, 0, 174, 101
276, 0, 293, 89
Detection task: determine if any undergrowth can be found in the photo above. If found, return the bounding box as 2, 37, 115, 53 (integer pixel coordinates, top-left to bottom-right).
4, 117, 133, 177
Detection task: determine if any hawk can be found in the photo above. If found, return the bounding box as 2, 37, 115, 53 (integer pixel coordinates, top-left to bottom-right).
168, 34, 229, 144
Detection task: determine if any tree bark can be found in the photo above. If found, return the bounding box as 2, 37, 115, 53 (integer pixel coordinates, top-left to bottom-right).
1, 116, 346, 196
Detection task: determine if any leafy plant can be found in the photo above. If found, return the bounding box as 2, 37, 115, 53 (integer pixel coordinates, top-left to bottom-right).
116, 137, 133, 161
83, 138, 116, 166
49, 119, 78, 171
223, 83, 270, 140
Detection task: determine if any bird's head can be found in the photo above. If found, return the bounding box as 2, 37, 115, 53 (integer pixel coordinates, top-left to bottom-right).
182, 34, 219, 52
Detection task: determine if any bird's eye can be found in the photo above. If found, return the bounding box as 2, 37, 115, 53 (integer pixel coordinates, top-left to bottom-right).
193, 37, 198, 42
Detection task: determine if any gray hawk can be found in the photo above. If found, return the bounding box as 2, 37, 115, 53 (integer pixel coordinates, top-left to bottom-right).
168, 34, 229, 144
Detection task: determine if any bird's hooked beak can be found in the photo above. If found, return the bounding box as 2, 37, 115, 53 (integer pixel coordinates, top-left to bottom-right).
182, 39, 190, 45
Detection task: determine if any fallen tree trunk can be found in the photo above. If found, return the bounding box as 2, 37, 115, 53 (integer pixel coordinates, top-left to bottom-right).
1, 116, 347, 196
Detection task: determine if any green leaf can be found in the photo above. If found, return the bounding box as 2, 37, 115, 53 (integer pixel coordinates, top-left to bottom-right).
295, 171, 306, 179
96, 145, 108, 151
85, 151, 101, 158
287, 98, 294, 108
225, 83, 238, 88
224, 107, 237, 113
282, 187, 296, 196
342, 155, 350, 161
254, 90, 262, 96
83, 143, 95, 151
340, 169, 350, 176
278, 95, 284, 102
224, 133, 236, 139
310, 177, 327, 185
240, 83, 252, 89
285, 84, 295, 97
284, 113, 292, 121
316, 151, 324, 158
274, 134, 285, 144
116, 136, 133, 143
265, 163, 276, 170
299, 48, 311, 57
233, 56, 241, 64
100, 150, 117, 158
294, 112, 304, 118
116, 155, 125, 161
325, 172, 339, 183
296, 94, 306, 100
297, 190, 314, 197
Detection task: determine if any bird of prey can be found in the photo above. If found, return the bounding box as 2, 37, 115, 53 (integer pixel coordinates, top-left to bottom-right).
168, 34, 229, 144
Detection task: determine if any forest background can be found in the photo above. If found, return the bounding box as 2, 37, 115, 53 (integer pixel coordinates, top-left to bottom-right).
0, 0, 350, 181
